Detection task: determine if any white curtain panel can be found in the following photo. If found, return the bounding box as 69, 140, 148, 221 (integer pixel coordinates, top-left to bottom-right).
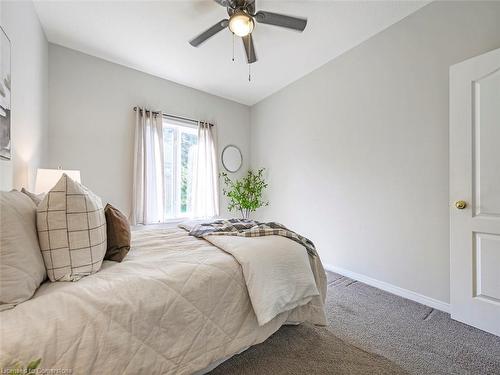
132, 108, 165, 225
192, 122, 219, 218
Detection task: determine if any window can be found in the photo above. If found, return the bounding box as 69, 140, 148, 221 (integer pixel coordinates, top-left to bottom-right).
163, 119, 198, 219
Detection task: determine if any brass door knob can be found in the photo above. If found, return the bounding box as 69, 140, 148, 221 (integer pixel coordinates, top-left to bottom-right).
455, 200, 467, 210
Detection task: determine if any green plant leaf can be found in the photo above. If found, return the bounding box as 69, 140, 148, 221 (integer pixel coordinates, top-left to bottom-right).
27, 358, 42, 372
220, 168, 269, 218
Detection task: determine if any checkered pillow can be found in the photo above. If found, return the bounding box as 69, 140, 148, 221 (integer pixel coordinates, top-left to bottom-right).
37, 174, 107, 281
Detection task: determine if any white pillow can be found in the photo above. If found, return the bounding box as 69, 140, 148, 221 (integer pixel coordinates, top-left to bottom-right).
0, 190, 47, 310
37, 174, 107, 281
21, 187, 46, 205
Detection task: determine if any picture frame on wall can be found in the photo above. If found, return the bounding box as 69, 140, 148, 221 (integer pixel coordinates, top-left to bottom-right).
0, 25, 12, 160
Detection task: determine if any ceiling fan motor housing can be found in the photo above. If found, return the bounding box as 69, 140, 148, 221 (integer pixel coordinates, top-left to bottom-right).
226, 0, 255, 16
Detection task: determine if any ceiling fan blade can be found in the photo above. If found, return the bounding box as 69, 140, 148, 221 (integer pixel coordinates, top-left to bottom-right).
254, 11, 307, 32
189, 19, 229, 47
213, 0, 230, 7
246, 0, 256, 14
242, 34, 257, 64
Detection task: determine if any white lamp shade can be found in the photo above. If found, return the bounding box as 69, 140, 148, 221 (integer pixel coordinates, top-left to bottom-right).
228, 12, 254, 37
35, 168, 81, 194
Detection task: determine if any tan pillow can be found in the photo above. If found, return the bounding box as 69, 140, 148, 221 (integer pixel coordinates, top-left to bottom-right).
37, 174, 107, 281
21, 187, 46, 205
0, 190, 46, 310
104, 204, 131, 262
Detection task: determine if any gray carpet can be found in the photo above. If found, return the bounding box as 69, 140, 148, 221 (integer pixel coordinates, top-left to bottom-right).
325, 272, 500, 375
210, 272, 500, 375
209, 323, 406, 374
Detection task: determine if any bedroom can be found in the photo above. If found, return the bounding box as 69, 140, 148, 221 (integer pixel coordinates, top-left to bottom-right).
0, 0, 499, 374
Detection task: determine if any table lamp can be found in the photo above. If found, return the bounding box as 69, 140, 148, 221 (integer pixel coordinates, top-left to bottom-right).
35, 168, 81, 194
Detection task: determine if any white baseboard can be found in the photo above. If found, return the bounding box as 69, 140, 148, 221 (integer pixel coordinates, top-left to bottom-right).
323, 264, 450, 313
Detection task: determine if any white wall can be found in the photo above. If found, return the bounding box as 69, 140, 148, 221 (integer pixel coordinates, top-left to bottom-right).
48, 44, 250, 217
0, 1, 48, 190
250, 1, 500, 304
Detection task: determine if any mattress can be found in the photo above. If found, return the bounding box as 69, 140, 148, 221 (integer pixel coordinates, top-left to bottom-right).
0, 227, 326, 374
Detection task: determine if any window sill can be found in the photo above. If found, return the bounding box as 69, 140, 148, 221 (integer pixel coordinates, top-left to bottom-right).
131, 221, 182, 231
131, 217, 216, 231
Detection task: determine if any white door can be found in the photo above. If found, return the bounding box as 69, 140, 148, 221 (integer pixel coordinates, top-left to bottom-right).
450, 48, 500, 336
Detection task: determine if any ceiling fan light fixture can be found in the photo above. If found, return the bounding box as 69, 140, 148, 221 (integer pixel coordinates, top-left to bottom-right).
189, 0, 309, 66
228, 11, 254, 37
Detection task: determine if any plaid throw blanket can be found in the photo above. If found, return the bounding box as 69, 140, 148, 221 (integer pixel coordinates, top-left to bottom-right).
189, 219, 317, 257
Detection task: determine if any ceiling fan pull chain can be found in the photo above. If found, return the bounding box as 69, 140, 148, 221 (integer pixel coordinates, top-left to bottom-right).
248, 64, 251, 82
232, 33, 235, 62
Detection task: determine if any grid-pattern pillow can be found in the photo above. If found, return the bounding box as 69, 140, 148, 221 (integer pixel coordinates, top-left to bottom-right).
37, 174, 107, 281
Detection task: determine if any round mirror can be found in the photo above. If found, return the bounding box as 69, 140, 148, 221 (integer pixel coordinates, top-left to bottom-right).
222, 145, 242, 173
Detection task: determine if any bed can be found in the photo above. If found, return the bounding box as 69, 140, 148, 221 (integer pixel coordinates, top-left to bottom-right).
0, 227, 327, 374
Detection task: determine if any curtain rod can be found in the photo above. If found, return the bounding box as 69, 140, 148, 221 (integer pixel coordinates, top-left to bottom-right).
133, 107, 214, 127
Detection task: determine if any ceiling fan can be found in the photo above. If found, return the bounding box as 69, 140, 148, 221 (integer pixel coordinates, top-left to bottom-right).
189, 0, 307, 64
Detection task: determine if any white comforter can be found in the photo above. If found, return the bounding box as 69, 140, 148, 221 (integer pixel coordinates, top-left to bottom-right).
203, 235, 321, 326
0, 228, 326, 374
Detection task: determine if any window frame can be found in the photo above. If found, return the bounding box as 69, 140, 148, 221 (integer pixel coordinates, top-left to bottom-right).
162, 117, 198, 221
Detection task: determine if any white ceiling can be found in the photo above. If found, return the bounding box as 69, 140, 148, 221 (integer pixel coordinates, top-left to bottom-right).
34, 0, 428, 106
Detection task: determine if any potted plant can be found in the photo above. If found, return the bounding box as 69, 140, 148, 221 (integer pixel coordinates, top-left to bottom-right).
3, 358, 41, 374
220, 168, 269, 219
